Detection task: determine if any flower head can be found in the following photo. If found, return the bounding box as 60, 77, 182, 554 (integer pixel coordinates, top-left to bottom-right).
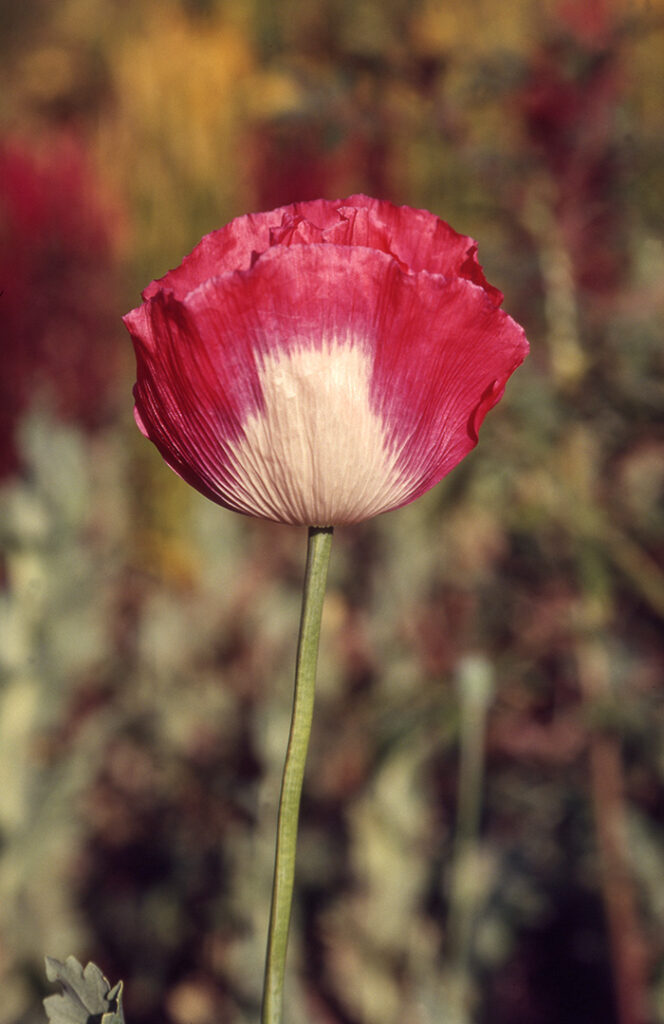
124, 195, 528, 526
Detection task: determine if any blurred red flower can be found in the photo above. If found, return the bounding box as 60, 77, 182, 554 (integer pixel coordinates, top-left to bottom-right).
124, 195, 528, 526
518, 2, 626, 295
0, 132, 123, 477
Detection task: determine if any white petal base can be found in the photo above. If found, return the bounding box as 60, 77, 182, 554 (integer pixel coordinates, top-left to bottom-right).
224, 340, 412, 525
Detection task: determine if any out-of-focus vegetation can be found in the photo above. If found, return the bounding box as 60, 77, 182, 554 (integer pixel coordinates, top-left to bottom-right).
1, 0, 663, 1022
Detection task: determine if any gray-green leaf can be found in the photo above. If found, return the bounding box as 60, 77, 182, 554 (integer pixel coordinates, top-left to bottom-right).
44, 957, 125, 1024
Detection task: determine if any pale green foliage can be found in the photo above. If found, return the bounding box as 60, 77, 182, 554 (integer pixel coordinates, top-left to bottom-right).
44, 957, 124, 1024
0, 412, 113, 1019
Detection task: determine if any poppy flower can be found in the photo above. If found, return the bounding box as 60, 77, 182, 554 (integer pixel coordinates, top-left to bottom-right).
124, 195, 528, 526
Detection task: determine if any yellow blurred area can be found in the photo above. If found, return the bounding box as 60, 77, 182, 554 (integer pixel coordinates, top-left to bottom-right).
97, 4, 255, 268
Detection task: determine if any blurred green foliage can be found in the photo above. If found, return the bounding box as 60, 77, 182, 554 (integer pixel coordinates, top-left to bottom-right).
1, 0, 663, 1022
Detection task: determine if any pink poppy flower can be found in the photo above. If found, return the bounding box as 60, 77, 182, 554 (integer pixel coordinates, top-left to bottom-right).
124, 195, 528, 526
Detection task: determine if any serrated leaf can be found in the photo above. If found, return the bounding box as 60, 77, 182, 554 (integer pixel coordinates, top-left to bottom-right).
44, 957, 125, 1024
101, 982, 125, 1024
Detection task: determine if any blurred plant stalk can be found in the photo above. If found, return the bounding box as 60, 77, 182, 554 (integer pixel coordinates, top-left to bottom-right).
528, 167, 652, 1024
577, 615, 650, 1024
575, 523, 650, 1024
443, 656, 494, 1024
522, 177, 588, 392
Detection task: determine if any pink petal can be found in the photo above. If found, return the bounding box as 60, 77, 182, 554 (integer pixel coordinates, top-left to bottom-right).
140, 195, 500, 305
125, 239, 527, 526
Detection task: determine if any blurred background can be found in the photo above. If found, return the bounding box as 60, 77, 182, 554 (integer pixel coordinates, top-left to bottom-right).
1, 0, 663, 1022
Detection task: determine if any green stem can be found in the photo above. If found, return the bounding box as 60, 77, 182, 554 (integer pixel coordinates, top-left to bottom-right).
444, 657, 493, 1020
261, 526, 333, 1024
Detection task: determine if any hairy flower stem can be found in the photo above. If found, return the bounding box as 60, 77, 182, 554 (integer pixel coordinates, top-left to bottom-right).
261, 526, 333, 1024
